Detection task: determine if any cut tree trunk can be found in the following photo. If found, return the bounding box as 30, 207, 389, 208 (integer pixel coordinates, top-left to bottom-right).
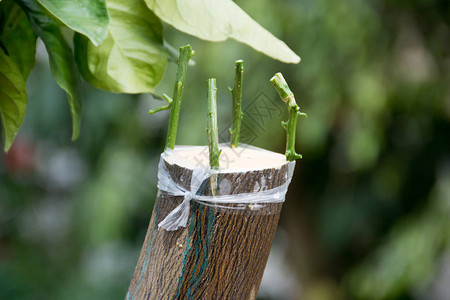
126, 146, 292, 300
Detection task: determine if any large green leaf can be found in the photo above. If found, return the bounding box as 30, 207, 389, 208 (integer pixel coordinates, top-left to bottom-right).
74, 0, 168, 94
17, 0, 82, 140
0, 48, 27, 152
144, 0, 300, 64
35, 0, 109, 46
0, 0, 37, 79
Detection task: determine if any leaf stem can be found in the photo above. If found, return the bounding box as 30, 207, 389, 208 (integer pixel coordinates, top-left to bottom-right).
206, 78, 220, 170
148, 94, 172, 114
229, 60, 244, 148
270, 72, 306, 161
165, 45, 195, 150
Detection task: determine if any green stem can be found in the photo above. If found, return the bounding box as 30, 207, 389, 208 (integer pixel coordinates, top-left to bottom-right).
165, 45, 195, 150
229, 60, 244, 148
270, 72, 306, 161
148, 94, 172, 114
206, 78, 220, 170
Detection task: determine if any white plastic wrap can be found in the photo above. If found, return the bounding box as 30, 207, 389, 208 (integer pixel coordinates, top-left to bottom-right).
157, 146, 296, 231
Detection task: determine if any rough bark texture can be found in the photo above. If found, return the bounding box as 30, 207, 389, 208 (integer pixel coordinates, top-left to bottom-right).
126, 156, 290, 300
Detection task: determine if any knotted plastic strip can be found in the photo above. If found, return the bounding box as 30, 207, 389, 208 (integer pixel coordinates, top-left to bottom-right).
157, 152, 295, 231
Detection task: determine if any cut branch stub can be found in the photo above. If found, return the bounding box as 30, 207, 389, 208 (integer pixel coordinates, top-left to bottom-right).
148, 44, 194, 150
126, 145, 291, 299
206, 78, 220, 170
229, 60, 244, 148
166, 45, 194, 150
270, 72, 306, 161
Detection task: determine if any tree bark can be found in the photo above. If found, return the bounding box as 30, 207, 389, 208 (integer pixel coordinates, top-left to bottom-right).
126, 150, 290, 300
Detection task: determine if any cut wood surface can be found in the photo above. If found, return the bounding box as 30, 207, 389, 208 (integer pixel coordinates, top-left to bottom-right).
126, 145, 292, 300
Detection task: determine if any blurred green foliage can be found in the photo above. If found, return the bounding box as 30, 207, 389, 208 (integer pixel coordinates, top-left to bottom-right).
0, 0, 299, 151
1, 0, 450, 299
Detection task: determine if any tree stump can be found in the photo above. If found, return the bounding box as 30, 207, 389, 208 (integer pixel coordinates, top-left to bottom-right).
127, 145, 292, 299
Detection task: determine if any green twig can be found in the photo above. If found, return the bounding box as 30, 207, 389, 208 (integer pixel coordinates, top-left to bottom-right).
270, 72, 306, 161
163, 45, 195, 150
206, 78, 220, 170
148, 94, 172, 114
229, 60, 244, 148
